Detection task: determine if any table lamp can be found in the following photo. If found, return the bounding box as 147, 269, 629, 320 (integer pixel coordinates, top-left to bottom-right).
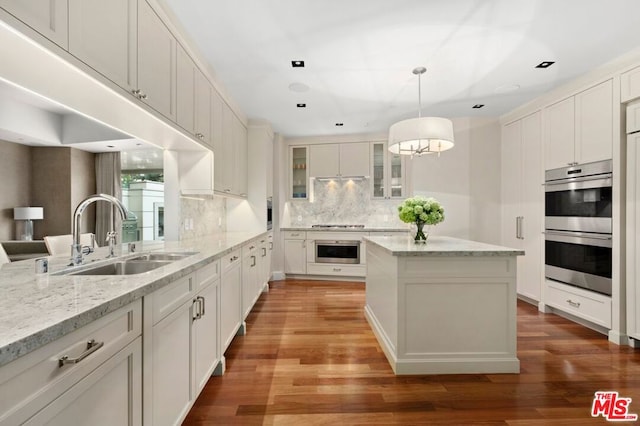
14, 207, 44, 241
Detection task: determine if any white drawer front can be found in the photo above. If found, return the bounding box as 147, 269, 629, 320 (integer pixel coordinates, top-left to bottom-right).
0, 300, 142, 425
545, 280, 612, 328
196, 260, 220, 290
284, 231, 306, 240
152, 274, 194, 325
306, 263, 365, 277
222, 249, 241, 273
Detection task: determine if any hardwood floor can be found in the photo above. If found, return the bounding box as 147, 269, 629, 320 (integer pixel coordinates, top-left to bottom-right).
183, 279, 640, 425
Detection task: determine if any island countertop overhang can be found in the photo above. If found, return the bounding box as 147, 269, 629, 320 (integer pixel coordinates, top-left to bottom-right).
364, 235, 525, 257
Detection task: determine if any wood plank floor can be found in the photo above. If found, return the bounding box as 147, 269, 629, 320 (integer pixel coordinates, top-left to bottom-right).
183, 279, 640, 425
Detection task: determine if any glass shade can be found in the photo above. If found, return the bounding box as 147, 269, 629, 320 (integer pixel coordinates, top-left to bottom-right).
13, 207, 44, 220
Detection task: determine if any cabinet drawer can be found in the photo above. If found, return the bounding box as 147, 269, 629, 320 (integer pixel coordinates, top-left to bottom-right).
196, 260, 220, 290
627, 100, 640, 134
306, 263, 366, 277
222, 249, 241, 273
545, 280, 611, 328
151, 274, 194, 325
0, 300, 141, 425
284, 231, 306, 240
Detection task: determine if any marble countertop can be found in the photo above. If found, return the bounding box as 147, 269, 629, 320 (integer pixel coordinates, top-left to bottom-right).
281, 226, 410, 232
364, 235, 525, 257
0, 230, 268, 367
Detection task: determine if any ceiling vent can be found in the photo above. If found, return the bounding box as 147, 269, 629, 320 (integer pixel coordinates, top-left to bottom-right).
536, 61, 555, 69
291, 60, 305, 68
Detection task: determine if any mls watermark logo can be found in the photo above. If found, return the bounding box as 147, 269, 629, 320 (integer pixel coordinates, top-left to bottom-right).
592, 391, 638, 421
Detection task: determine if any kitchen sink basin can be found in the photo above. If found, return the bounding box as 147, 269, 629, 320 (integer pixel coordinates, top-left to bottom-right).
69, 260, 173, 276
129, 252, 198, 262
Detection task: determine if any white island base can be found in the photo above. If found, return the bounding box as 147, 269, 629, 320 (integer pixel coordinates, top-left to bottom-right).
364, 235, 523, 375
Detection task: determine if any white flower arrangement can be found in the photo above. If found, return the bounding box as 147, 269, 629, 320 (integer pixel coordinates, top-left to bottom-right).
398, 196, 445, 225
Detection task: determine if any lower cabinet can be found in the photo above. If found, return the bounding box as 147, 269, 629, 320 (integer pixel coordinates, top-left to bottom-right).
0, 300, 142, 425
284, 231, 306, 274
242, 242, 260, 319
145, 261, 221, 426
221, 249, 243, 353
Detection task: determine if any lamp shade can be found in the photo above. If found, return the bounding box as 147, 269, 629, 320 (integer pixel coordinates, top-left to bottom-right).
388, 117, 455, 156
14, 207, 44, 220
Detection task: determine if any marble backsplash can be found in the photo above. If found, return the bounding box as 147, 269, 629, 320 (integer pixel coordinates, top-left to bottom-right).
283, 178, 408, 228
180, 196, 226, 240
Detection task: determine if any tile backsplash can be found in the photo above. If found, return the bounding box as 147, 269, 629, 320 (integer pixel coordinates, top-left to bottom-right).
180, 196, 226, 239
283, 178, 407, 228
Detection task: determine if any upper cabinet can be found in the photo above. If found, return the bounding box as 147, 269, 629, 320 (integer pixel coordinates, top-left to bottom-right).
137, 0, 176, 121
289, 146, 309, 199
371, 142, 407, 199
0, 0, 69, 49
68, 0, 137, 92
544, 79, 613, 170
621, 65, 640, 103
308, 143, 369, 178
176, 43, 211, 146
232, 114, 248, 196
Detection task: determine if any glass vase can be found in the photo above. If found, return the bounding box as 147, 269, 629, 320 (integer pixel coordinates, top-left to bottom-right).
414, 221, 428, 243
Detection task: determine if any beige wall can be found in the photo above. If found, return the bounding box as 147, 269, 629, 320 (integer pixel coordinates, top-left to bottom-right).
0, 143, 96, 241
0, 140, 32, 240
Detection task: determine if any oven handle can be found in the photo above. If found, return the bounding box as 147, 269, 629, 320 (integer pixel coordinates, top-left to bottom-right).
544, 175, 611, 192
544, 230, 612, 248
315, 240, 361, 246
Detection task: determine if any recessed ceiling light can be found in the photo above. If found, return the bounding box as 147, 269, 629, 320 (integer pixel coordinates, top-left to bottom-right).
291, 60, 305, 68
536, 61, 555, 69
107, 145, 115, 148
472, 104, 485, 109
335, 123, 344, 127
296, 103, 306, 108
289, 82, 310, 92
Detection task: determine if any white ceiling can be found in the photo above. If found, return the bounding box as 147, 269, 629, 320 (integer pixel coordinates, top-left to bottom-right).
161, 0, 640, 138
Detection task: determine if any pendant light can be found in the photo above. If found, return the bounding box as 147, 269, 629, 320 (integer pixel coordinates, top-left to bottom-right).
388, 67, 454, 157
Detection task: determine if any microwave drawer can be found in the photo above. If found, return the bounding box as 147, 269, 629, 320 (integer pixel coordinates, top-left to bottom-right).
544, 280, 611, 328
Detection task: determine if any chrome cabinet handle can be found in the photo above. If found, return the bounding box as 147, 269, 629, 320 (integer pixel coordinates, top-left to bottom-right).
566, 299, 581, 308
515, 217, 520, 239
519, 216, 524, 240
269, 242, 273, 250
251, 255, 256, 267
230, 255, 238, 263
262, 247, 267, 257
333, 268, 342, 272
198, 296, 205, 317
193, 298, 202, 320
59, 339, 104, 367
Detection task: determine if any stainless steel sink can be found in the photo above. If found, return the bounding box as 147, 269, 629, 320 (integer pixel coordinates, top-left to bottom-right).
69, 260, 173, 276
130, 252, 198, 262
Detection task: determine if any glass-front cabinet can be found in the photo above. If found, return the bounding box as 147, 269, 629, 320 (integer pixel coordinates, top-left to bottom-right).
371, 142, 407, 199
290, 146, 309, 199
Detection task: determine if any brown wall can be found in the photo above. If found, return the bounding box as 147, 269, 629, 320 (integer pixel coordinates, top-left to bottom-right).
0, 140, 32, 240
0, 144, 98, 241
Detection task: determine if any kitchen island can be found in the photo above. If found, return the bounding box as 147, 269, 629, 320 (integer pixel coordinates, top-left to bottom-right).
364, 235, 524, 375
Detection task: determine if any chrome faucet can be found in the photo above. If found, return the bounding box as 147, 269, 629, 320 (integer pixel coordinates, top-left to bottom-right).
71, 194, 132, 266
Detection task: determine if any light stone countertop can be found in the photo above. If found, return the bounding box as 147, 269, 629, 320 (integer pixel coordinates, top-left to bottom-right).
365, 235, 525, 257
0, 230, 267, 367
281, 226, 410, 232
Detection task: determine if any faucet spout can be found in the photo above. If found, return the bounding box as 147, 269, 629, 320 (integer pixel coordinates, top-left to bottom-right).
71, 194, 132, 265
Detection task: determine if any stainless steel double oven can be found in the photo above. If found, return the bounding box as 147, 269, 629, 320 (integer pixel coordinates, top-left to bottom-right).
544, 160, 612, 295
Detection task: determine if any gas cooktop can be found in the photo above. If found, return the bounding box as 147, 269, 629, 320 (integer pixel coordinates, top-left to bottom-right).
311, 224, 365, 229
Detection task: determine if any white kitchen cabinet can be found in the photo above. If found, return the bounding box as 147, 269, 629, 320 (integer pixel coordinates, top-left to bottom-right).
544, 80, 613, 170
0, 0, 68, 48
177, 45, 212, 145
192, 264, 219, 394
68, 0, 137, 92
501, 112, 543, 303
146, 266, 220, 426
289, 146, 309, 199
260, 234, 272, 287
371, 141, 407, 199
284, 231, 306, 274
0, 301, 142, 425
176, 43, 195, 135
137, 0, 176, 121
212, 97, 247, 197
627, 132, 640, 341
221, 249, 243, 352
621, 65, 640, 103
233, 114, 248, 196
178, 150, 214, 196
242, 241, 260, 319
309, 143, 369, 178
